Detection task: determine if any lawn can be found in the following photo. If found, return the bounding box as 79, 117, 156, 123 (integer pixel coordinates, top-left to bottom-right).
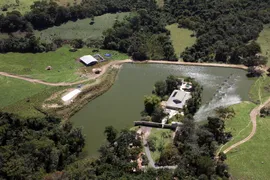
218, 102, 256, 153
225, 115, 270, 179
148, 128, 173, 161
166, 24, 196, 60
35, 13, 129, 43
257, 24, 270, 65
0, 46, 128, 83
0, 0, 80, 15
249, 75, 270, 104
0, 75, 48, 108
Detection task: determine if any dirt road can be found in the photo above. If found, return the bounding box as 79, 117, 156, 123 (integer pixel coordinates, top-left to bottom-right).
223, 98, 270, 154
0, 60, 248, 86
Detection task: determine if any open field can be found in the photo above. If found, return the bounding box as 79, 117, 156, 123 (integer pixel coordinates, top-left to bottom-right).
0, 46, 128, 83
0, 0, 80, 15
249, 75, 270, 104
148, 128, 173, 161
35, 13, 129, 43
219, 102, 256, 153
257, 24, 270, 65
225, 115, 270, 179
166, 24, 196, 59
0, 76, 48, 108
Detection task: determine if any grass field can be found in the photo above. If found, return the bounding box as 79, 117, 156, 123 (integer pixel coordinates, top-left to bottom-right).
35, 13, 129, 43
257, 24, 270, 65
225, 115, 270, 179
219, 102, 256, 153
166, 24, 196, 60
0, 0, 80, 15
0, 76, 48, 108
249, 75, 270, 104
0, 46, 128, 83
149, 128, 173, 161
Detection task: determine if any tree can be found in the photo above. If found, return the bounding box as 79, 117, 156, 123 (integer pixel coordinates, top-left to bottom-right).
71, 39, 84, 49
166, 75, 180, 94
153, 80, 167, 97
151, 105, 167, 123
144, 95, 161, 115
104, 126, 118, 144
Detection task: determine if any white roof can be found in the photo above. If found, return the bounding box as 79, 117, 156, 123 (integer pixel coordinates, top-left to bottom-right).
62, 89, 81, 102
166, 90, 191, 109
80, 55, 98, 65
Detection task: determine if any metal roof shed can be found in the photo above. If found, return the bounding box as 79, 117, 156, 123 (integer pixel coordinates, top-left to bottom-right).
80, 55, 98, 66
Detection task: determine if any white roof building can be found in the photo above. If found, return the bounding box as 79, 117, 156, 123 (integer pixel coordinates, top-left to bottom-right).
166, 90, 191, 110
62, 89, 81, 102
80, 55, 98, 66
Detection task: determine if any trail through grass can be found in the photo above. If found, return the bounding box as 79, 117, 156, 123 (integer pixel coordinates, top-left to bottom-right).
166, 24, 196, 60
257, 24, 270, 65
226, 115, 270, 179
249, 75, 270, 104
35, 13, 129, 43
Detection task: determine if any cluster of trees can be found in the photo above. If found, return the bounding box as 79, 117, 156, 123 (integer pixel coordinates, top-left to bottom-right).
0, 112, 85, 179
103, 9, 177, 60
183, 77, 203, 116
164, 0, 270, 65
157, 116, 231, 179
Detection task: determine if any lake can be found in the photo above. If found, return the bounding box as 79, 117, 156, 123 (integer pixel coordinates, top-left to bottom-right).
70, 63, 254, 156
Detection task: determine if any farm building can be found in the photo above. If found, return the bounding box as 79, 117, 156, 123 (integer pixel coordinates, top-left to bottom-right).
80, 55, 98, 66
166, 90, 191, 110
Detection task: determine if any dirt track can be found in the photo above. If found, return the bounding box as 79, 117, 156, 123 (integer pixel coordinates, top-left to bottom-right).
223, 98, 270, 154
0, 60, 248, 86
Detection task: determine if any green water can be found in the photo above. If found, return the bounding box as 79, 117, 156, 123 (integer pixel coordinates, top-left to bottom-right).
70, 63, 254, 156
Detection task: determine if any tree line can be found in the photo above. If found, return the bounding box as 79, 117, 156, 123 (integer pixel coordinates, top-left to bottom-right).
164, 0, 270, 65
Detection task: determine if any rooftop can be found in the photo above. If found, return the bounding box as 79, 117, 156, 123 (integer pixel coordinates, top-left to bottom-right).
166, 90, 191, 110
80, 55, 98, 66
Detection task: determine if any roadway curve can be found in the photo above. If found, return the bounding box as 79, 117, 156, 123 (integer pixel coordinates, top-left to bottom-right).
0, 60, 248, 86
223, 98, 270, 154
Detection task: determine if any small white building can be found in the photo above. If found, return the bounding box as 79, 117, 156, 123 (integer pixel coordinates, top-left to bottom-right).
166, 90, 191, 110
80, 55, 98, 66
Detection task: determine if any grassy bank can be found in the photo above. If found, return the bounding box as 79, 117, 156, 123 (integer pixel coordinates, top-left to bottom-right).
166, 24, 196, 59
35, 13, 129, 43
219, 102, 256, 153
148, 128, 173, 161
249, 75, 270, 104
257, 24, 270, 65
0, 46, 128, 83
225, 115, 270, 179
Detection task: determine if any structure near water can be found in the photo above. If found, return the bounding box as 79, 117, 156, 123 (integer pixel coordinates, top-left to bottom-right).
80, 55, 98, 66
166, 90, 191, 110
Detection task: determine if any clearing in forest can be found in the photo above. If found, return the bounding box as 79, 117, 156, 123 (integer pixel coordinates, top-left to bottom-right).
166, 24, 196, 60
257, 25, 270, 65
0, 46, 128, 83
35, 13, 129, 43
0, 0, 80, 15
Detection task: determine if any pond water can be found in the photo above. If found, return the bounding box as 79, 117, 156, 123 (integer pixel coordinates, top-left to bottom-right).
70, 63, 254, 156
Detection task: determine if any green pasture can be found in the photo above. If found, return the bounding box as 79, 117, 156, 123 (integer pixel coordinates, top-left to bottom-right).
225, 115, 270, 179
148, 128, 173, 161
257, 24, 270, 65
0, 76, 47, 108
219, 102, 256, 153
0, 0, 80, 15
249, 75, 270, 104
166, 24, 196, 60
35, 13, 129, 43
0, 46, 128, 83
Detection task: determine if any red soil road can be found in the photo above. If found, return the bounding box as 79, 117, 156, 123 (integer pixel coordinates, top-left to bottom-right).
223, 98, 270, 154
